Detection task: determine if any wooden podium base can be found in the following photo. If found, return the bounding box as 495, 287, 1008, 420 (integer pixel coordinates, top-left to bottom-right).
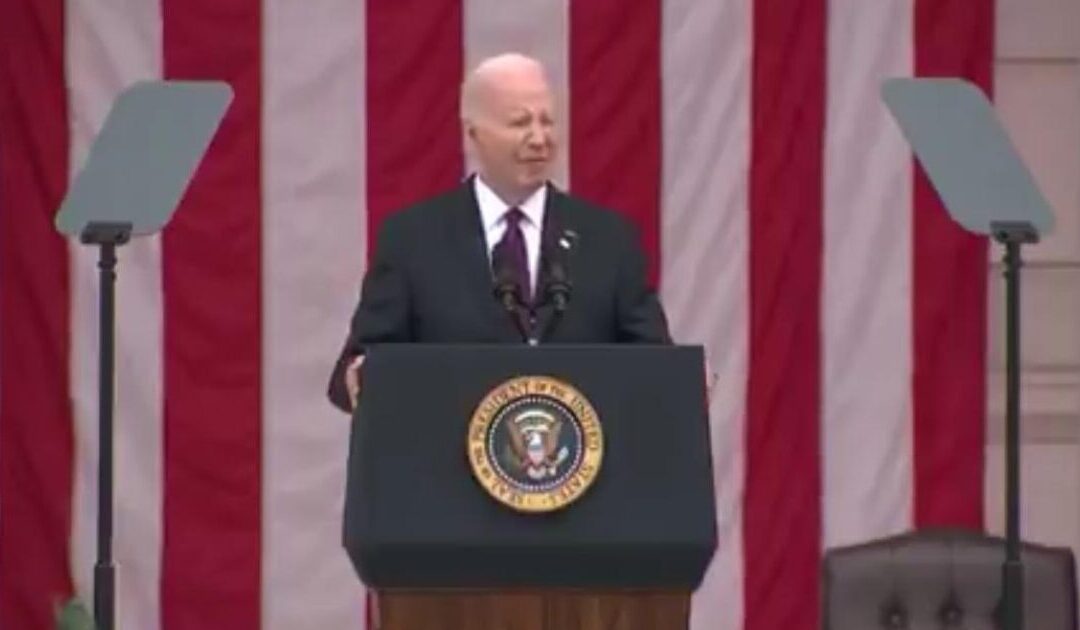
372, 590, 690, 630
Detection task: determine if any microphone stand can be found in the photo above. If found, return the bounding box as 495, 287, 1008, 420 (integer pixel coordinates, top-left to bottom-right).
493, 272, 530, 344
536, 264, 571, 344
528, 228, 575, 344
492, 229, 576, 346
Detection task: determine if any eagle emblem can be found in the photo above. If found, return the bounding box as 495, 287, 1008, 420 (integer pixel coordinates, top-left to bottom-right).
505, 410, 570, 480
467, 375, 603, 513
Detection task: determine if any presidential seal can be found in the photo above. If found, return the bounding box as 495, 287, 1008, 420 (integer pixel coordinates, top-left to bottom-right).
467, 376, 603, 513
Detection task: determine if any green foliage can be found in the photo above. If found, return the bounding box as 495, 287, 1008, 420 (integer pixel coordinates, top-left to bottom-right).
55, 597, 95, 630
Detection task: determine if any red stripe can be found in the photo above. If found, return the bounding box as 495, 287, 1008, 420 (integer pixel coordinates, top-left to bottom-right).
0, 0, 75, 628
745, 1, 825, 630
364, 2, 463, 626
160, 0, 263, 627
365, 0, 464, 249
912, 0, 992, 529
569, 0, 662, 285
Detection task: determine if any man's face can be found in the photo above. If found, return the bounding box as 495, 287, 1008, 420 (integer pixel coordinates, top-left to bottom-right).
467, 68, 556, 199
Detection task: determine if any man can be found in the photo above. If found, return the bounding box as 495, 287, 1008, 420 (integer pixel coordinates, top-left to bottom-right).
327, 53, 671, 413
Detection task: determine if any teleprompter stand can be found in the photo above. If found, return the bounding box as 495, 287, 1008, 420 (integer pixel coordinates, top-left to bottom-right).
884, 78, 1056, 630
55, 81, 232, 630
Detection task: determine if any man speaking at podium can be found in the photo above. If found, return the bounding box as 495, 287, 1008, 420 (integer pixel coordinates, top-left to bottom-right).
327, 53, 671, 413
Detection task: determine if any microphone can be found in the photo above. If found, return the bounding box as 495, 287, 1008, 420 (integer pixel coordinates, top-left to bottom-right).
532, 227, 578, 344
491, 241, 529, 341
542, 228, 576, 311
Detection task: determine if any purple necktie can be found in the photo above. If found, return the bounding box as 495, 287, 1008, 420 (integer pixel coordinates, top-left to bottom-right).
497, 207, 530, 301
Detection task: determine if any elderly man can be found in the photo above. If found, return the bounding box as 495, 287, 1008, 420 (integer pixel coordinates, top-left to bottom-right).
327, 53, 671, 412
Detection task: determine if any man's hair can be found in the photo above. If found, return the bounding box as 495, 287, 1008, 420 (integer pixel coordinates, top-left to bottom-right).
459, 52, 547, 124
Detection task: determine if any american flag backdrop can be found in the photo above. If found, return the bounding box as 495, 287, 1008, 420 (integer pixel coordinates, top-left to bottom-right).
0, 0, 992, 628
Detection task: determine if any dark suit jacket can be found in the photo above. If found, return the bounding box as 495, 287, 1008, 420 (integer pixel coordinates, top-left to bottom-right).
327, 177, 671, 411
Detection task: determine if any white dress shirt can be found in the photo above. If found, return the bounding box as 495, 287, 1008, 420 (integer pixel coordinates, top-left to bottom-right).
474, 174, 546, 296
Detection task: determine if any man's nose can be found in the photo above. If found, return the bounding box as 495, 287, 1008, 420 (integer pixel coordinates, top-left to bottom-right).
526, 124, 549, 147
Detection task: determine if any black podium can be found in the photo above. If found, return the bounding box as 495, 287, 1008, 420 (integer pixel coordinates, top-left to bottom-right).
343, 344, 717, 630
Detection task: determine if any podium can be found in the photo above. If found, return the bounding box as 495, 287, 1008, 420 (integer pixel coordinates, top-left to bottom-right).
343, 344, 717, 630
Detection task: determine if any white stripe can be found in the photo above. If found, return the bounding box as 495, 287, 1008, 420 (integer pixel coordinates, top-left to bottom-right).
66, 1, 164, 628
660, 1, 750, 628
822, 0, 914, 548
462, 0, 570, 188
262, 0, 369, 627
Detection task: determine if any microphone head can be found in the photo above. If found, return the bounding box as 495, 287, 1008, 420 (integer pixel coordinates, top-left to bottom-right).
491, 242, 524, 304
540, 229, 572, 310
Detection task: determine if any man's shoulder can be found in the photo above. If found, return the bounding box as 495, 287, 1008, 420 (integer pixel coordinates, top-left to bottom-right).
375, 184, 468, 239
552, 188, 639, 242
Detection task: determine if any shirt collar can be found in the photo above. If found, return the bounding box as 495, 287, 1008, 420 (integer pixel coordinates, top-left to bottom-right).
474, 173, 547, 232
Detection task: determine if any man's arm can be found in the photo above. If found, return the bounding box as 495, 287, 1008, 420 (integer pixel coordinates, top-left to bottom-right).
614, 220, 672, 344
327, 219, 412, 412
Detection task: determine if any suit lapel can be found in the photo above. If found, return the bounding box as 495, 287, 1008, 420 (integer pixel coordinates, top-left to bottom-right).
450, 176, 523, 341
532, 185, 575, 342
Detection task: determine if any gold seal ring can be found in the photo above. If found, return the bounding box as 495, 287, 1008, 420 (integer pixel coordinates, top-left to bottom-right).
467, 375, 603, 513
